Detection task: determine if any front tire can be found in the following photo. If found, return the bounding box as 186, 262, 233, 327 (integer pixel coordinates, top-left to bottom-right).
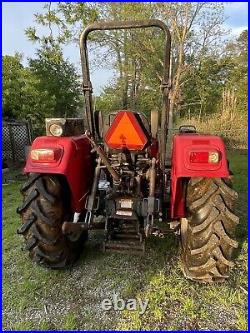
181, 177, 239, 283
17, 174, 87, 268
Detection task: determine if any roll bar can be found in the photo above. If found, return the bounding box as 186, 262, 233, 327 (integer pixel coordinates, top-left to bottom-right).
79, 19, 171, 172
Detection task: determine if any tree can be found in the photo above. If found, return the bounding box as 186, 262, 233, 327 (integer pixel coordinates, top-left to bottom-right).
26, 2, 245, 127
2, 50, 82, 135
2, 54, 24, 119
181, 29, 248, 120
224, 30, 248, 114
29, 47, 82, 118
155, 2, 227, 127
25, 2, 154, 111
20, 65, 56, 135
181, 57, 233, 119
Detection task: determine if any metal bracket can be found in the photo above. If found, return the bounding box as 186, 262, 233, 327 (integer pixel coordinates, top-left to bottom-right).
84, 211, 92, 226
85, 195, 100, 211
142, 197, 160, 215
84, 196, 100, 225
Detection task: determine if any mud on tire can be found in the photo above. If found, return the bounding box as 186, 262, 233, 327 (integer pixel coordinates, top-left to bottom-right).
181, 177, 239, 283
17, 174, 87, 268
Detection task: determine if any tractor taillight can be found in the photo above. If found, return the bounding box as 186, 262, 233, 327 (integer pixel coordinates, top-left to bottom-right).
30, 148, 62, 163
190, 151, 220, 164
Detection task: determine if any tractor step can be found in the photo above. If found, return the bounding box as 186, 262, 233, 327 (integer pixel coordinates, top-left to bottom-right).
103, 239, 145, 254
114, 233, 140, 240
103, 219, 145, 254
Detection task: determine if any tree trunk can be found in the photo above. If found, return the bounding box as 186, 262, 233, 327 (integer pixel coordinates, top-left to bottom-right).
122, 31, 129, 109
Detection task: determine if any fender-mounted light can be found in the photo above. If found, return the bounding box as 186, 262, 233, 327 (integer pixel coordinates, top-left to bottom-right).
49, 123, 63, 137
30, 148, 62, 163
190, 151, 220, 164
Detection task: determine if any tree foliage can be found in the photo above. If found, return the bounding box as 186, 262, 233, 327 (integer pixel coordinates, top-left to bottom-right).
29, 48, 82, 118
2, 50, 81, 135
5, 2, 248, 138
224, 30, 248, 114
181, 29, 248, 118
2, 54, 24, 119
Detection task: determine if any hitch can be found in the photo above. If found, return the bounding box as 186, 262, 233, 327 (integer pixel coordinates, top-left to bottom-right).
62, 220, 105, 235
62, 221, 88, 234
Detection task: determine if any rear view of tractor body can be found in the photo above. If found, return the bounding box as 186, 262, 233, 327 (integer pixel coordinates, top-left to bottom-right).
17, 20, 239, 283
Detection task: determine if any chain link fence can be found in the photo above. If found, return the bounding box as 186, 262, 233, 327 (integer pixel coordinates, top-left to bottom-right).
2, 121, 32, 164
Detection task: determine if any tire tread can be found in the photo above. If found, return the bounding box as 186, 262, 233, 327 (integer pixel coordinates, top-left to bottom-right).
181, 177, 238, 283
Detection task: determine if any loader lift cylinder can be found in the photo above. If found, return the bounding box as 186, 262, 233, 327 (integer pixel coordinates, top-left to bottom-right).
79, 19, 171, 174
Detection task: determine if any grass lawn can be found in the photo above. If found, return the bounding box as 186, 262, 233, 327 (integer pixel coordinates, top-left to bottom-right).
2, 151, 248, 330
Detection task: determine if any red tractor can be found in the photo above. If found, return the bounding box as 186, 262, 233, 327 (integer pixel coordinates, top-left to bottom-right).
17, 20, 239, 283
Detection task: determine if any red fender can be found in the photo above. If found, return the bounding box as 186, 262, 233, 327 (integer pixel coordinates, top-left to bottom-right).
170, 134, 230, 219
24, 135, 94, 212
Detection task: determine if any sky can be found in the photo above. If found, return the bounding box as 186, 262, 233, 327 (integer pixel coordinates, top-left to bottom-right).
2, 2, 248, 95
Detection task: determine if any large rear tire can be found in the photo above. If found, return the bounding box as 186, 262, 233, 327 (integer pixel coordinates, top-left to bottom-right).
17, 174, 87, 268
181, 177, 239, 283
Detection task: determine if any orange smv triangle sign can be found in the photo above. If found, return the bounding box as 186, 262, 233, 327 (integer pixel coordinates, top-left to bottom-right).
104, 111, 148, 150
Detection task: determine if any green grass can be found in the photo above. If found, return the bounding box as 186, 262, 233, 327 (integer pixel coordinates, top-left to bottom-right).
2, 151, 248, 330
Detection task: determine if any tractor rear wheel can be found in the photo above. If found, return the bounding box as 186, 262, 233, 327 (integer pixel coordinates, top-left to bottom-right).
17, 174, 87, 268
181, 177, 239, 283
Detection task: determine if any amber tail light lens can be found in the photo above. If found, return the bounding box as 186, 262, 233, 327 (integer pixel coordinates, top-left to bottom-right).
30, 148, 62, 163
190, 151, 220, 164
